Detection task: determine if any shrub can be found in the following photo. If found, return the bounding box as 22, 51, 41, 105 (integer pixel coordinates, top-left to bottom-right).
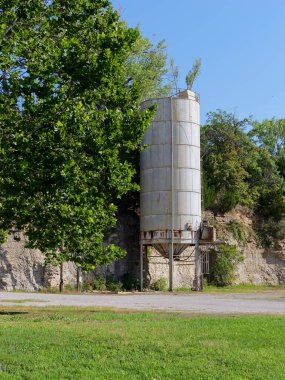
152, 277, 168, 291
275, 219, 285, 240
0, 229, 7, 244
211, 244, 244, 287
93, 278, 107, 291
106, 280, 122, 293
46, 286, 60, 293
256, 218, 285, 247
227, 220, 248, 245
82, 279, 93, 292
121, 273, 139, 291
64, 284, 76, 292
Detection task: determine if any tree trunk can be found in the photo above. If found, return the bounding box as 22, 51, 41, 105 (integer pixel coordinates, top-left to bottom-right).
76, 267, 81, 293
59, 262, 64, 293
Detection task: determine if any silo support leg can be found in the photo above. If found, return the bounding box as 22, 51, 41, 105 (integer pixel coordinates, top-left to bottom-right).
140, 244, 144, 292
169, 243, 174, 292
193, 244, 202, 291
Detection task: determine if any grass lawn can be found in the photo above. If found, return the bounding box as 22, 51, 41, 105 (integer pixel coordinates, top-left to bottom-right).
171, 284, 285, 294
201, 283, 285, 293
0, 307, 284, 379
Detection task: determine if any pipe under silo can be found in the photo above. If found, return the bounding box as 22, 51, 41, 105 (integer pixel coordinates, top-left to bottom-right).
140, 90, 201, 291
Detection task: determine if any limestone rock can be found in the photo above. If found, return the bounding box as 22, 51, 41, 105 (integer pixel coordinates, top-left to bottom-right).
215, 206, 285, 285
0, 234, 45, 291
0, 234, 77, 291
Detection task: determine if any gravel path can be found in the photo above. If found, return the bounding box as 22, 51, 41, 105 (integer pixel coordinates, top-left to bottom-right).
1, 291, 285, 314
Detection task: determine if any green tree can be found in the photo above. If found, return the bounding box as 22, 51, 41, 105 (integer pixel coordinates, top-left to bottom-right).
202, 111, 285, 249
277, 154, 285, 179
248, 118, 285, 156
202, 111, 285, 219
0, 0, 156, 269
201, 111, 253, 213
247, 118, 285, 220
125, 37, 171, 101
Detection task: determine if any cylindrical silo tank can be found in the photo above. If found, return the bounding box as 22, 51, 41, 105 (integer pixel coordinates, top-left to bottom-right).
140, 90, 201, 257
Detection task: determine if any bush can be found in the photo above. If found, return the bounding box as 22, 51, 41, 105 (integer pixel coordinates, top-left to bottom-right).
45, 286, 60, 293
0, 229, 7, 244
106, 280, 122, 293
275, 219, 285, 240
211, 245, 244, 287
121, 273, 139, 291
64, 284, 77, 292
93, 278, 107, 291
227, 220, 248, 245
256, 218, 285, 247
152, 277, 168, 291
82, 279, 93, 292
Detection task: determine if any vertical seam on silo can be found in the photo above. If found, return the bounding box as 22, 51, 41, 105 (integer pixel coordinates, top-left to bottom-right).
170, 96, 174, 289
170, 97, 174, 242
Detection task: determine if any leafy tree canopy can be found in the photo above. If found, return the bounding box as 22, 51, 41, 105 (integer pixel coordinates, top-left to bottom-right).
0, 0, 162, 268
125, 37, 171, 101
248, 118, 285, 156
201, 111, 253, 212
202, 111, 285, 220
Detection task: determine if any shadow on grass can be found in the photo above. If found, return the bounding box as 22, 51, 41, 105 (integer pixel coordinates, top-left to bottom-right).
0, 311, 28, 315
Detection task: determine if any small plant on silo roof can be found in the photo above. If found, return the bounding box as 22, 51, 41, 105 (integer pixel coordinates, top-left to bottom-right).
170, 58, 179, 94
186, 58, 201, 90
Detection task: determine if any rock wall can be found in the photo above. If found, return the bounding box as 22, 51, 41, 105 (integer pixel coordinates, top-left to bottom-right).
214, 205, 285, 285
0, 205, 284, 291
0, 205, 140, 291
0, 234, 45, 291
236, 244, 285, 285
0, 234, 77, 291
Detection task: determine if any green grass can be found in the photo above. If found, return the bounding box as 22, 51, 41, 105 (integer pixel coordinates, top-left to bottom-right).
202, 283, 285, 293
0, 307, 285, 379
174, 283, 285, 294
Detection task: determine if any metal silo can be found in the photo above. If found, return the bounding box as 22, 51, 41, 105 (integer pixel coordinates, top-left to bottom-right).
140, 90, 201, 290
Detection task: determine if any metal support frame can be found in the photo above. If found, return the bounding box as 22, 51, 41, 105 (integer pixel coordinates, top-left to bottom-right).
76, 267, 81, 293
193, 230, 202, 291
140, 243, 144, 292
202, 250, 210, 275
169, 243, 174, 292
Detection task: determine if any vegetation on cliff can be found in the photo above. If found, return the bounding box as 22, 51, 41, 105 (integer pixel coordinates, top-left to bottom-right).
202, 112, 285, 285
202, 111, 285, 244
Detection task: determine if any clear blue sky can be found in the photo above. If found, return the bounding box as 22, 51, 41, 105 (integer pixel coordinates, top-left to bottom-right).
111, 0, 285, 124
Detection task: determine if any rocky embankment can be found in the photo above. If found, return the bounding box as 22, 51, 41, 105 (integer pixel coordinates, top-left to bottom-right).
0, 233, 77, 291
212, 205, 285, 285
0, 205, 284, 291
